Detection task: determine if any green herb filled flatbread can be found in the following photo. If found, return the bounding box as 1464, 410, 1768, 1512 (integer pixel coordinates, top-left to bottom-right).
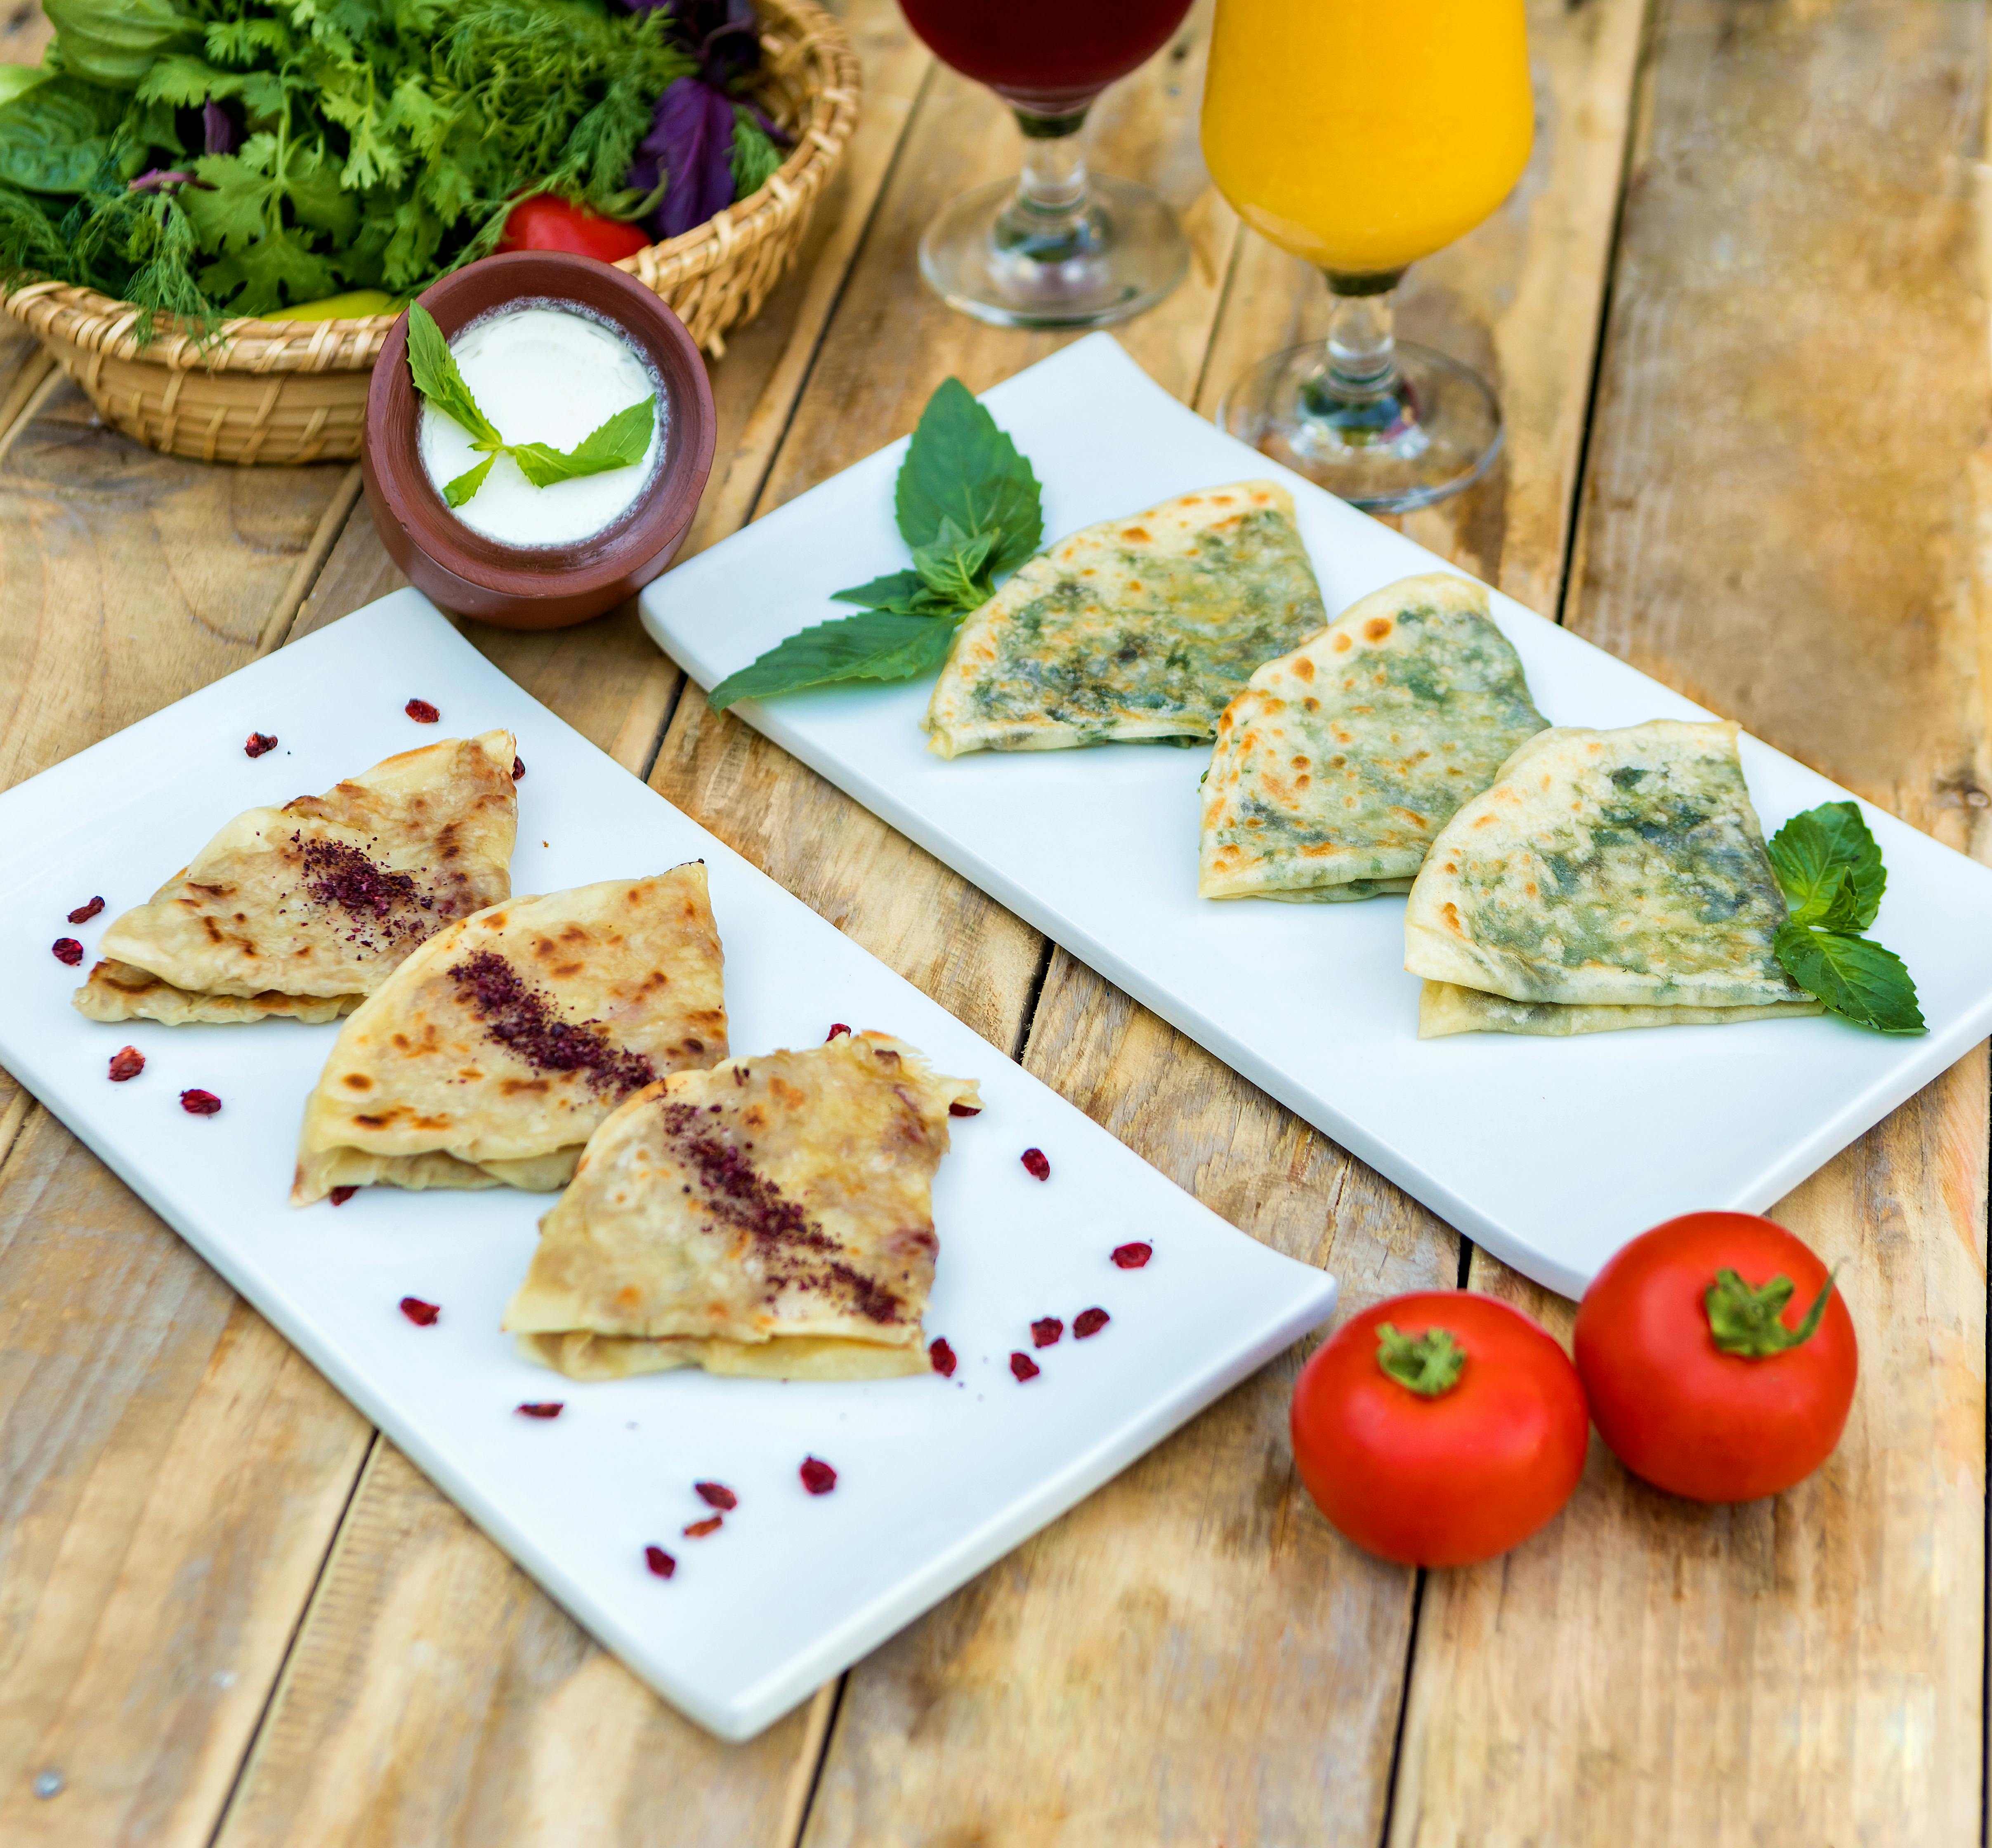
1199, 573, 1546, 902
1406, 719, 1820, 1035
922, 482, 1327, 758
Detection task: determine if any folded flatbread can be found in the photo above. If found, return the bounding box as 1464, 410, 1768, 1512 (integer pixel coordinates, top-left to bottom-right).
505, 1031, 979, 1381
293, 866, 727, 1203
1405, 719, 1818, 1035
1200, 573, 1546, 900
76, 731, 518, 1025
923, 482, 1327, 758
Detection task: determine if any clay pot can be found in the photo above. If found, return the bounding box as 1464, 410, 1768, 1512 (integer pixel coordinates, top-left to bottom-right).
362, 251, 717, 631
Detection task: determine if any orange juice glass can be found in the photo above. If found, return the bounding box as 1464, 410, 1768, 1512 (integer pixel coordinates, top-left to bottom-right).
1201, 0, 1534, 510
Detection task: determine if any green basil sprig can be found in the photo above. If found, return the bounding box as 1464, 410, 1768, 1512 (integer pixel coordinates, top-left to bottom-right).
405, 304, 654, 510
1766, 800, 1922, 1033
708, 377, 1042, 712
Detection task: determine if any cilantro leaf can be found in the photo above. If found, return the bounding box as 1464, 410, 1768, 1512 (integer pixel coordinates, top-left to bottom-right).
508, 396, 654, 488
708, 612, 960, 712
893, 377, 1042, 573
444, 454, 496, 509
910, 517, 996, 609
1773, 924, 1924, 1034
1768, 802, 1884, 931
404, 302, 503, 450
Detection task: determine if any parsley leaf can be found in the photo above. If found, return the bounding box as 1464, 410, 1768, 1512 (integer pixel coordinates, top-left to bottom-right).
509, 396, 655, 488
1766, 800, 1920, 1032
893, 376, 1043, 573
1773, 924, 1924, 1034
708, 612, 959, 712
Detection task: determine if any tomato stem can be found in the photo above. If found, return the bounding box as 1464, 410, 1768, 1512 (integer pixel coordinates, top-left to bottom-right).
1704, 1266, 1839, 1358
1375, 1323, 1466, 1396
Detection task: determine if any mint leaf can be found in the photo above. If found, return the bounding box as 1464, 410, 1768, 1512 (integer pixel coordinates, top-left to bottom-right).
444, 454, 496, 509
1774, 923, 1924, 1033
405, 302, 503, 450
1768, 802, 1884, 931
708, 612, 960, 712
509, 396, 654, 488
911, 518, 996, 609
832, 570, 928, 609
893, 377, 1042, 574
1807, 799, 1884, 929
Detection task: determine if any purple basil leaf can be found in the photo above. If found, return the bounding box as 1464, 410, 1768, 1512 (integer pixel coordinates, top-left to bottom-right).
202, 98, 237, 157
633, 76, 737, 240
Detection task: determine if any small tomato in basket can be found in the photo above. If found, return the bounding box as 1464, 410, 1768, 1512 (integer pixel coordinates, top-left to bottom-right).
1574, 1211, 1855, 1503
1290, 1291, 1589, 1568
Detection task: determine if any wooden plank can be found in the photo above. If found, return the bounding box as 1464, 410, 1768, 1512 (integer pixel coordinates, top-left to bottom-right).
1390, 2, 1992, 1841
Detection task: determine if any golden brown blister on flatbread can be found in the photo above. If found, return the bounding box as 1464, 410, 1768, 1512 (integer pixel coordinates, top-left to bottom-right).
76, 731, 518, 1024
504, 1031, 979, 1382
293, 866, 727, 1204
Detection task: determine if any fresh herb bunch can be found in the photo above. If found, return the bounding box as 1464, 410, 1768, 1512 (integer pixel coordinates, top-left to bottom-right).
710, 379, 1043, 711
1766, 800, 1922, 1033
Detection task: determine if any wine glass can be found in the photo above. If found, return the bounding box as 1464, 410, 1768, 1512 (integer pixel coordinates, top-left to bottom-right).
1201, 0, 1535, 512
900, 0, 1197, 330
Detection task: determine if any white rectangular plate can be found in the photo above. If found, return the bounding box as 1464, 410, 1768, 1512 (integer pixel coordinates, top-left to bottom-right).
0, 592, 1338, 1742
642, 332, 1992, 1298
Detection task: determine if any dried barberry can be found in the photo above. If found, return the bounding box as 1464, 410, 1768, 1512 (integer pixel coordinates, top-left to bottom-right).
949, 1102, 980, 1118
1074, 1307, 1110, 1339
51, 938, 83, 966
329, 1186, 357, 1206
512, 755, 525, 781
1111, 1242, 1152, 1270
244, 732, 279, 759
826, 1023, 851, 1041
1031, 1317, 1063, 1348
694, 1481, 737, 1511
799, 1455, 837, 1495
645, 1545, 677, 1579
516, 1402, 564, 1419
1009, 1351, 1040, 1382
684, 1515, 723, 1538
399, 1297, 440, 1326
107, 1046, 144, 1082
929, 1337, 957, 1378
405, 698, 440, 723
179, 1089, 222, 1116
68, 896, 105, 925
1021, 1148, 1050, 1181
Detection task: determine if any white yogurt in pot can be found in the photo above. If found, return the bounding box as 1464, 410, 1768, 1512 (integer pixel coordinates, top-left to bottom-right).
417, 302, 667, 548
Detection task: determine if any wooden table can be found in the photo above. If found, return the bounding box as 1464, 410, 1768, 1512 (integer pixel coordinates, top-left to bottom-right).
0, 1, 1983, 1841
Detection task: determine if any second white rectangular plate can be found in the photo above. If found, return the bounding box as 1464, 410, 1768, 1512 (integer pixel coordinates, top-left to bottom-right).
642, 333, 1992, 1296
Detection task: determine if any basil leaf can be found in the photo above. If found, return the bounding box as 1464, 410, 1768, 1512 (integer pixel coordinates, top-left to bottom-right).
910, 517, 996, 609
43, 0, 201, 91
444, 454, 496, 509
1774, 924, 1925, 1034
405, 303, 503, 450
708, 611, 959, 712
508, 396, 654, 488
893, 376, 1042, 574
0, 76, 127, 194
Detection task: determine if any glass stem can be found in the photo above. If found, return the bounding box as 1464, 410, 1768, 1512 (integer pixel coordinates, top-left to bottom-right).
1301, 268, 1413, 441
994, 109, 1100, 264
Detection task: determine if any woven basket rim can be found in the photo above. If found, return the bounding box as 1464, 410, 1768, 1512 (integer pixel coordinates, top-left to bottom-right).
2, 0, 857, 370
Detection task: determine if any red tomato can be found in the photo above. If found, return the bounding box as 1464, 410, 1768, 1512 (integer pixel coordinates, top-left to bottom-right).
1573, 1211, 1856, 1503
497, 196, 650, 263
1291, 1291, 1590, 1568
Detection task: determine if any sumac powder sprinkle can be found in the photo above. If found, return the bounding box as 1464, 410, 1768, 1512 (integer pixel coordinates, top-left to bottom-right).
1111, 1242, 1152, 1270
243, 732, 279, 758
449, 951, 655, 1098
1031, 1317, 1064, 1348
1009, 1351, 1041, 1383
512, 755, 525, 780
298, 836, 429, 931
179, 1089, 222, 1116
329, 1186, 358, 1206
68, 896, 105, 924
1074, 1307, 1110, 1339
929, 1337, 957, 1378
694, 1481, 737, 1511
52, 937, 83, 966
683, 1515, 723, 1539
405, 698, 440, 723
399, 1296, 440, 1326
799, 1456, 837, 1495
107, 1046, 144, 1082
645, 1545, 676, 1579
1021, 1148, 1050, 1181
949, 1102, 980, 1118
826, 1023, 851, 1041
516, 1402, 564, 1419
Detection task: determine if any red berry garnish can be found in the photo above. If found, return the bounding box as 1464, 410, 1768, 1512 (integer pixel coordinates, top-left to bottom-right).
694, 1481, 737, 1511
516, 1402, 563, 1419
645, 1545, 676, 1579
52, 938, 83, 966
1010, 1351, 1041, 1382
179, 1089, 222, 1115
399, 1296, 439, 1326
405, 698, 440, 723
684, 1515, 723, 1538
329, 1186, 357, 1206
1074, 1307, 1110, 1339
949, 1102, 981, 1117
826, 1023, 851, 1040
1021, 1148, 1050, 1181
1031, 1317, 1063, 1348
68, 896, 105, 924
512, 755, 525, 781
929, 1337, 957, 1378
107, 1046, 144, 1082
1111, 1242, 1152, 1269
243, 732, 278, 758
800, 1455, 837, 1494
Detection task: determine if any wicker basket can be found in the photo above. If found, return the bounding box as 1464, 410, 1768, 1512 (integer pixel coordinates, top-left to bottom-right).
1, 0, 859, 466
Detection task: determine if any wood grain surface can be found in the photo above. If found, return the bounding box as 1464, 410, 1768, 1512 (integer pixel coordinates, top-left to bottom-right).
0, 0, 1983, 1841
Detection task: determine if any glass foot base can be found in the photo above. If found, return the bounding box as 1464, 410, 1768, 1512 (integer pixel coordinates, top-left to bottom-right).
918, 172, 1189, 330
1216, 339, 1503, 514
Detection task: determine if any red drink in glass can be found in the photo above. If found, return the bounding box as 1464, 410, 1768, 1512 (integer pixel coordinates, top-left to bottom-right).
900, 0, 1194, 116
